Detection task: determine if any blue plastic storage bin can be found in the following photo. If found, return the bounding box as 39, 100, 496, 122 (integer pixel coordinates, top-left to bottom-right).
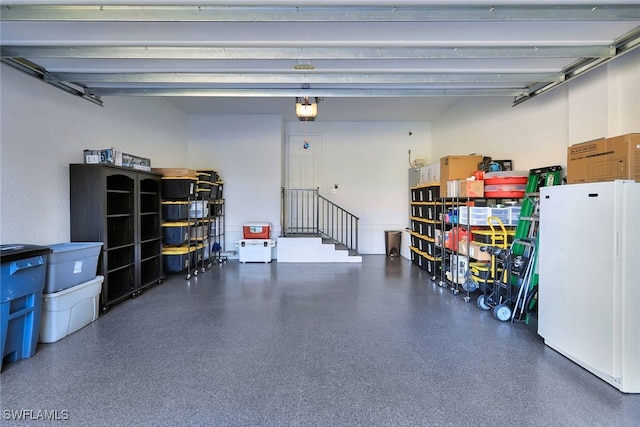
1, 244, 51, 371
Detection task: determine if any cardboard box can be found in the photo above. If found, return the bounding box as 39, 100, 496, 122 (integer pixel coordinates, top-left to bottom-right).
467, 241, 492, 262
440, 155, 484, 196
152, 168, 198, 178
122, 152, 151, 171
459, 180, 484, 198
567, 134, 640, 184
84, 148, 122, 166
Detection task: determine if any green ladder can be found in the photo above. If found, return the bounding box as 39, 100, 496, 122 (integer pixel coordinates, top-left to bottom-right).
511, 165, 563, 323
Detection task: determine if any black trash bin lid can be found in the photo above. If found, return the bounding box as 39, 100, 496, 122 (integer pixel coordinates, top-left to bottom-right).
0, 244, 52, 263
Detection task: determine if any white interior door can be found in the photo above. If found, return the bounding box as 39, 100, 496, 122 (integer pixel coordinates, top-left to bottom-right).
285, 133, 321, 189
284, 133, 321, 234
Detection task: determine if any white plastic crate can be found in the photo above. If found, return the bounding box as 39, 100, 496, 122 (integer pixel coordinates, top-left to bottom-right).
459, 206, 510, 226
509, 206, 522, 226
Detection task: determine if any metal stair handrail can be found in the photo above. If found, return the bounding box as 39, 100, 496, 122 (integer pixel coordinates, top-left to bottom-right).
281, 187, 359, 254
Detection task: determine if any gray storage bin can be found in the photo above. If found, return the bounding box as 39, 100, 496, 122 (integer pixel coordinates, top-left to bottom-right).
45, 242, 102, 293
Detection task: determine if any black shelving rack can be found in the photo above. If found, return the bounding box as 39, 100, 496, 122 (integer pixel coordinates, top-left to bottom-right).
70, 164, 164, 313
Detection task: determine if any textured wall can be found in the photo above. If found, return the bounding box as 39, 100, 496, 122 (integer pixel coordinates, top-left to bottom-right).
0, 64, 188, 245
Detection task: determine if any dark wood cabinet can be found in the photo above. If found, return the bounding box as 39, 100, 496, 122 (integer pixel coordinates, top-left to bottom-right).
70, 164, 163, 312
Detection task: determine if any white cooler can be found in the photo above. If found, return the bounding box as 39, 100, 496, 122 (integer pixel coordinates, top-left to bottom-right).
236, 239, 275, 263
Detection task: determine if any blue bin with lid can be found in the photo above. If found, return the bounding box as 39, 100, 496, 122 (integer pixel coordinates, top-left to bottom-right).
1, 244, 51, 371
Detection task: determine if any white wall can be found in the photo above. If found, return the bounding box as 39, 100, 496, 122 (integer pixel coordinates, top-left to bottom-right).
187, 117, 429, 256
285, 121, 431, 254
607, 48, 640, 136
0, 63, 188, 245
187, 115, 283, 253
432, 48, 640, 172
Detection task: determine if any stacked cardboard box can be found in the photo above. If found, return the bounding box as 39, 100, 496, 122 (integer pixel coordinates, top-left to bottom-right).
567, 133, 640, 184
440, 155, 484, 196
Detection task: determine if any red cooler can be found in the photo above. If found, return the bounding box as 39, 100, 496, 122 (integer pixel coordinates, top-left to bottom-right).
243, 223, 271, 239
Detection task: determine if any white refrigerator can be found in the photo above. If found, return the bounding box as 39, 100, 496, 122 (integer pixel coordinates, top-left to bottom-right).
538, 180, 640, 393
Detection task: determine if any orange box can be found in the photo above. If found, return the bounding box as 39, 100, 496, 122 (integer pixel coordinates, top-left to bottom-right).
243, 223, 271, 239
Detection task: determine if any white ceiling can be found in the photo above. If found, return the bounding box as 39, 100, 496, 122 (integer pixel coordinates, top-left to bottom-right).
1, 1, 639, 122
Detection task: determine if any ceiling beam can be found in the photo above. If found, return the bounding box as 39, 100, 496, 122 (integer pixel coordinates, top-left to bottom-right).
1, 45, 615, 60
0, 58, 103, 106
87, 87, 528, 97
2, 4, 640, 22
513, 26, 640, 105
45, 72, 564, 85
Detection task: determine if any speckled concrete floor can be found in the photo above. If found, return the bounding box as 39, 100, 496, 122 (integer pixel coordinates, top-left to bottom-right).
1, 256, 639, 426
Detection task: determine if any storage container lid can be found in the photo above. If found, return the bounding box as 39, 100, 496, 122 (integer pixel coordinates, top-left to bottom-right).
162, 201, 189, 205
0, 244, 51, 262
243, 223, 271, 227
161, 176, 196, 181
162, 246, 195, 255
484, 171, 529, 178
472, 229, 516, 236
162, 222, 190, 227
48, 242, 103, 253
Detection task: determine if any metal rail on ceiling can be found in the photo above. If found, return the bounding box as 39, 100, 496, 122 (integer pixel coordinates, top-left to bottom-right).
2, 4, 640, 22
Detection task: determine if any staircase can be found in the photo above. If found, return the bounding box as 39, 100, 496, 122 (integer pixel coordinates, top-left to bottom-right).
278, 188, 362, 263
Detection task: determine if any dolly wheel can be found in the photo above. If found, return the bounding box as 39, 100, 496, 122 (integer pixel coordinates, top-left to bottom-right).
477, 294, 490, 311
186, 273, 191, 280
101, 305, 110, 315
493, 304, 512, 322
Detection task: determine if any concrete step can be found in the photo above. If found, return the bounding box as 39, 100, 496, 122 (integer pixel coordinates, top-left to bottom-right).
277, 237, 362, 263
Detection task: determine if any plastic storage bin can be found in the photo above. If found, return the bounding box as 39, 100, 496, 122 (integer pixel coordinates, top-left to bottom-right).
162, 201, 189, 221
459, 206, 511, 226
190, 223, 209, 240
483, 174, 528, 198
39, 276, 103, 343
472, 229, 516, 244
161, 177, 196, 199
162, 246, 195, 272
189, 200, 209, 218
1, 244, 51, 371
243, 223, 271, 239
44, 242, 102, 294
162, 222, 190, 245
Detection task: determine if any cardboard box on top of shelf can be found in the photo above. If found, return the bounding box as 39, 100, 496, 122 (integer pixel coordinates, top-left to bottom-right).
567, 133, 640, 184
440, 155, 484, 196
152, 168, 198, 178
459, 180, 484, 198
